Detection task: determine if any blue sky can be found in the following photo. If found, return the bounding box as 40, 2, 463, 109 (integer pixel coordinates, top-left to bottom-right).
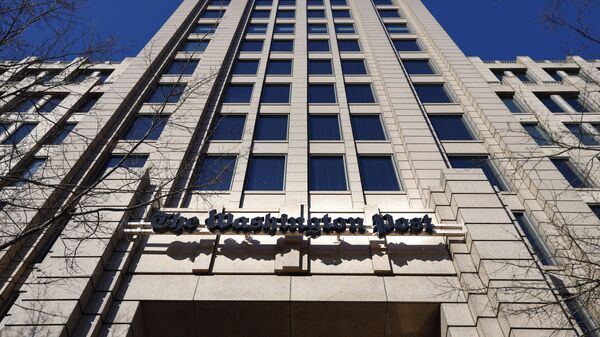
76, 0, 600, 61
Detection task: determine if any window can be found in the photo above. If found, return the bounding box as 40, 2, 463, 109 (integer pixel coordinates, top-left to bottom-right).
308, 59, 333, 75
97, 70, 112, 83
565, 124, 598, 146
165, 60, 199, 75
247, 24, 268, 34
209, 0, 230, 5
402, 60, 434, 74
545, 68, 579, 81
330, 0, 347, 5
310, 156, 347, 191
37, 96, 64, 113
351, 115, 386, 140
338, 39, 361, 52
123, 116, 168, 141
194, 156, 236, 190
266, 60, 292, 75
261, 84, 291, 103
335, 24, 355, 34
279, 0, 295, 5
13, 158, 46, 187
277, 9, 295, 18
385, 23, 409, 33
245, 156, 286, 190
12, 97, 40, 113
202, 10, 225, 19
307, 10, 326, 18
374, 0, 394, 4
588, 205, 600, 219
341, 59, 367, 75
358, 156, 400, 191
307, 0, 323, 5
499, 94, 522, 113
393, 39, 420, 52
270, 39, 294, 52
70, 70, 93, 83
211, 115, 245, 140
224, 84, 253, 103
309, 115, 340, 140
181, 40, 209, 52
146, 84, 186, 104
252, 10, 270, 18
0, 123, 11, 134
308, 40, 330, 52
563, 95, 588, 113
76, 94, 101, 113
378, 9, 401, 18
414, 84, 452, 103
536, 95, 564, 113
255, 115, 288, 140
50, 123, 76, 145
255, 0, 273, 5
100, 155, 148, 178
491, 69, 506, 81
429, 115, 475, 141
2, 123, 36, 145
345, 84, 376, 104
511, 70, 531, 82
308, 84, 336, 103
332, 10, 351, 18
233, 60, 259, 75
194, 24, 217, 34
308, 24, 328, 34
274, 23, 294, 33
449, 156, 507, 191
514, 213, 555, 265
241, 40, 264, 52
522, 124, 551, 146
551, 158, 589, 188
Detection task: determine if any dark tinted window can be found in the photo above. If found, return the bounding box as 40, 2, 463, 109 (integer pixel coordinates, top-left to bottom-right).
332, 10, 351, 18
194, 156, 236, 190
385, 23, 409, 33
274, 23, 295, 33
402, 60, 434, 74
240, 40, 264, 52
330, 0, 347, 5
341, 60, 367, 75
211, 115, 246, 140
37, 96, 64, 113
76, 94, 101, 113
181, 40, 209, 52
3, 123, 36, 145
358, 156, 401, 191
252, 10, 270, 18
414, 84, 452, 103
50, 123, 76, 145
309, 115, 340, 140
146, 84, 186, 104
307, 10, 326, 18
13, 158, 46, 187
335, 24, 355, 34
374, 0, 394, 4
165, 60, 199, 75
429, 115, 474, 141
499, 94, 522, 113
255, 0, 273, 5
310, 156, 347, 191
345, 84, 375, 103
233, 60, 260, 75
202, 10, 225, 18
308, 84, 336, 103
351, 115, 385, 140
224, 84, 253, 103
194, 24, 217, 34
563, 96, 588, 113
277, 10, 295, 18
271, 39, 294, 52
393, 39, 420, 52
565, 124, 598, 145
100, 155, 148, 179
308, 40, 330, 52
511, 70, 530, 82
245, 156, 286, 190
536, 95, 564, 113
255, 115, 288, 140
522, 124, 551, 146
308, 59, 333, 75
13, 97, 40, 112
589, 205, 600, 219
338, 40, 361, 52
307, 0, 323, 5
266, 60, 292, 75
449, 156, 507, 191
247, 24, 268, 34
514, 213, 554, 265
308, 24, 328, 34
261, 84, 291, 103
209, 0, 230, 5
279, 0, 295, 4
378, 9, 400, 18
123, 116, 168, 141
551, 158, 589, 188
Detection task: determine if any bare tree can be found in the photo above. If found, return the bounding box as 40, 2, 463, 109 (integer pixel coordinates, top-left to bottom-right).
543, 0, 600, 55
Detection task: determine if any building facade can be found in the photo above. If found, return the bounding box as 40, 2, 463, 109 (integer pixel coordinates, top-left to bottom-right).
0, 0, 599, 336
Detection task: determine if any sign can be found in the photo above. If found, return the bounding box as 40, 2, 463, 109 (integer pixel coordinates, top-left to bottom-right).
150, 210, 436, 239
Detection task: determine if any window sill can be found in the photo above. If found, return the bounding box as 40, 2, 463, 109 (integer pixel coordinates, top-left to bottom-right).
364, 191, 406, 195
244, 190, 286, 195
310, 191, 351, 195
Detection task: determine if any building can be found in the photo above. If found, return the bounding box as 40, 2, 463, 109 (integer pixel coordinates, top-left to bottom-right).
0, 0, 599, 336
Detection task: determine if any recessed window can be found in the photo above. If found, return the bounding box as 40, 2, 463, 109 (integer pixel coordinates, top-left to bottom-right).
378, 9, 401, 18
37, 96, 64, 113
194, 156, 236, 190
551, 158, 589, 188
309, 115, 340, 140
233, 59, 260, 75
241, 40, 264, 52
545, 68, 579, 81
97, 70, 112, 83
252, 10, 271, 19
358, 156, 401, 191
351, 115, 385, 140
279, 0, 295, 5
277, 9, 295, 18
308, 40, 330, 52
307, 0, 323, 5
491, 69, 506, 81
146, 84, 186, 104
202, 10, 225, 19
271, 39, 294, 52
0, 123, 11, 134
13, 158, 46, 187
385, 23, 409, 33
562, 95, 588, 113
75, 95, 101, 113
308, 24, 328, 34
374, 0, 394, 4
514, 212, 555, 265
510, 70, 531, 82
274, 23, 295, 33
209, 0, 230, 6
245, 156, 286, 191
414, 84, 452, 104
335, 24, 355, 34
255, 115, 288, 140
341, 59, 367, 75
449, 156, 507, 191
2, 123, 36, 145
211, 115, 246, 140
332, 10, 351, 18
536, 94, 564, 113
100, 155, 148, 179
307, 9, 326, 18
522, 123, 552, 146
589, 205, 600, 219
393, 39, 421, 52
255, 0, 273, 5
565, 124, 598, 146
122, 116, 168, 141
50, 123, 76, 145
330, 0, 347, 5
165, 60, 199, 75
223, 84, 254, 103
181, 40, 209, 53
12, 97, 40, 113
247, 24, 268, 34
338, 39, 361, 52
429, 115, 474, 141
194, 24, 217, 34
345, 84, 376, 104
308, 59, 333, 75
308, 84, 336, 103
261, 84, 291, 103
498, 94, 522, 113
266, 60, 292, 75
310, 156, 347, 191
402, 60, 434, 74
